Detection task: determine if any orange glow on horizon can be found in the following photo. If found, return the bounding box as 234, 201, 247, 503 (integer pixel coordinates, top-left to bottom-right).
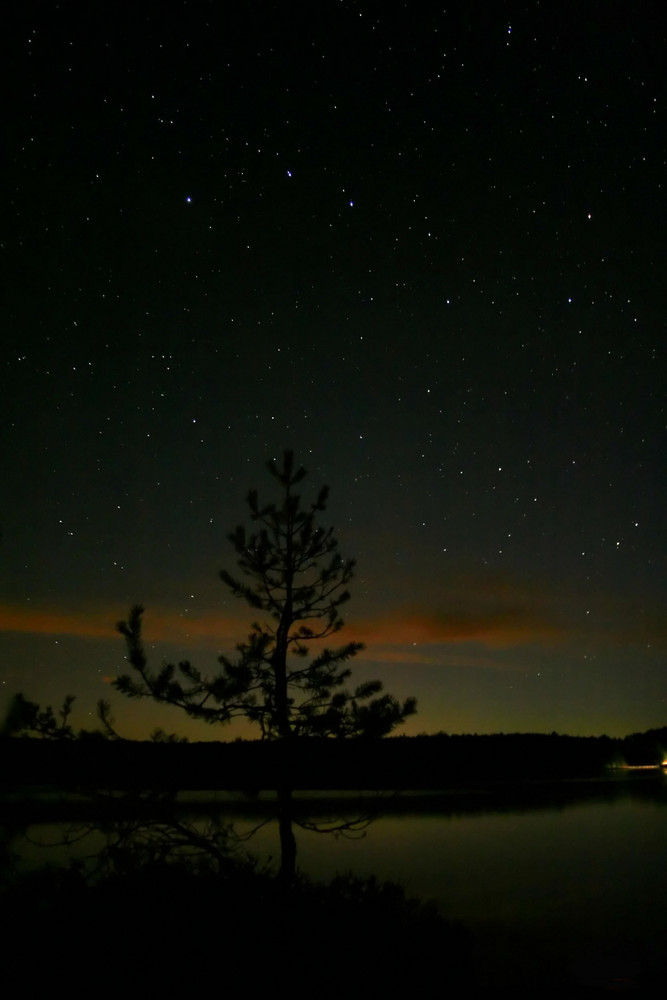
0, 599, 564, 652
346, 611, 563, 649
1, 595, 662, 659
0, 604, 244, 644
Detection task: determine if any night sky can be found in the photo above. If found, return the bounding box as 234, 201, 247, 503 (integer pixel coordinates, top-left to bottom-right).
2, 2, 665, 741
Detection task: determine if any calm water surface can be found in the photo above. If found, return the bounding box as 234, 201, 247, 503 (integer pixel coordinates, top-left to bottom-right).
9, 779, 667, 989
237, 782, 667, 988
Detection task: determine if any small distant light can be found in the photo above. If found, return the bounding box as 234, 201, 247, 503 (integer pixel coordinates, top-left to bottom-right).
349, 200, 354, 207
186, 196, 192, 203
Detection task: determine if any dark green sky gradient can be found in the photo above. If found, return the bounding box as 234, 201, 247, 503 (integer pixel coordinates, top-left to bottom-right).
1, 2, 664, 739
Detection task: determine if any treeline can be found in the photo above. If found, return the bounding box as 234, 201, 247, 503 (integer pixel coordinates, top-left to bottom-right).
2, 728, 665, 792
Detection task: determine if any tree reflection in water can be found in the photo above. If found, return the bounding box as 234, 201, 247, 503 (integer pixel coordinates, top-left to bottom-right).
2, 788, 473, 994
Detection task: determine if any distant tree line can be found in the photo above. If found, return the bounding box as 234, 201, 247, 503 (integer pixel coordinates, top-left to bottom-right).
2, 728, 665, 792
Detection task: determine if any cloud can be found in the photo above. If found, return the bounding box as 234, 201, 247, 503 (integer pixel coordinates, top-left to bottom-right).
2, 569, 663, 661
0, 604, 246, 645
345, 572, 565, 655
348, 608, 562, 655
347, 569, 667, 663
0, 606, 115, 639
1, 595, 555, 656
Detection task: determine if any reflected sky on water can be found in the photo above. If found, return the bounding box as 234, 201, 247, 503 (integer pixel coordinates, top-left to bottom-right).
6, 782, 666, 989
235, 784, 667, 988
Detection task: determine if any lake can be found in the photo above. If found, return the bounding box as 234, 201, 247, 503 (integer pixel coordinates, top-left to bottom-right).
5, 774, 666, 990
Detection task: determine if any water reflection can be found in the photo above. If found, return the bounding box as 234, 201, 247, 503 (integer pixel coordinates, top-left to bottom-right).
1, 787, 472, 994
3, 778, 666, 990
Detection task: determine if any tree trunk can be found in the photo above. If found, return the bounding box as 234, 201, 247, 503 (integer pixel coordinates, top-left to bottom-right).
277, 783, 297, 887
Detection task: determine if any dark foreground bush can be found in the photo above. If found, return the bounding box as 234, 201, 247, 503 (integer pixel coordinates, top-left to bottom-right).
2, 858, 474, 994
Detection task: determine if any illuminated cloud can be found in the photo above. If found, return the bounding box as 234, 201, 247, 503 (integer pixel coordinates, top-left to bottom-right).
0, 606, 115, 639
1, 570, 663, 666
348, 608, 562, 654
0, 604, 246, 645
348, 571, 666, 661
0, 594, 555, 650
346, 573, 563, 653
